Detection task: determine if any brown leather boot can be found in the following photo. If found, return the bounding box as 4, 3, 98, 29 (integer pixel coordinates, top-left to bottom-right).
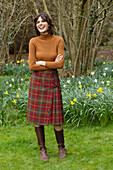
54, 129, 66, 159
35, 126, 48, 161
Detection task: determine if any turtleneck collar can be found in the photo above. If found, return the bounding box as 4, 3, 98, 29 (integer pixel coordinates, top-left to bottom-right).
39, 33, 53, 40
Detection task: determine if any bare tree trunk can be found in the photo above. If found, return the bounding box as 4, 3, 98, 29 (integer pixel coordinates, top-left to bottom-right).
43, 0, 51, 16
13, 37, 17, 63
17, 24, 27, 61
90, 19, 105, 72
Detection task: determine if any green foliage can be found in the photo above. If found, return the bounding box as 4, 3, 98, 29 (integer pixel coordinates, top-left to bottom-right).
3, 60, 32, 76
61, 61, 113, 127
0, 59, 113, 127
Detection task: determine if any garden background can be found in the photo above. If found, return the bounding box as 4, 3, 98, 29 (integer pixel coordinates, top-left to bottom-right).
0, 0, 113, 169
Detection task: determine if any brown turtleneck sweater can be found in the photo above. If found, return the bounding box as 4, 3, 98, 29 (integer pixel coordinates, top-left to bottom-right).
29, 34, 65, 71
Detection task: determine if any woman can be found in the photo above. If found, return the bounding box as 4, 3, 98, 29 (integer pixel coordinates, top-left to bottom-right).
26, 13, 66, 161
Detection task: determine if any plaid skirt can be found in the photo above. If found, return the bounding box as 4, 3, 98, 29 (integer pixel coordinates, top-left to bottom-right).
26, 70, 64, 125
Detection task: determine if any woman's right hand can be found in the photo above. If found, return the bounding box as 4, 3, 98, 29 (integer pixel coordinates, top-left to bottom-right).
55, 54, 63, 62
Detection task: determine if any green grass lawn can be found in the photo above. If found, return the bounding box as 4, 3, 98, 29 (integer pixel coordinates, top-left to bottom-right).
0, 123, 113, 170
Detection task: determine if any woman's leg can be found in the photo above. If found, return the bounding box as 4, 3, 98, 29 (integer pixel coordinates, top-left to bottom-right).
54, 125, 66, 159
54, 125, 63, 131
35, 125, 48, 161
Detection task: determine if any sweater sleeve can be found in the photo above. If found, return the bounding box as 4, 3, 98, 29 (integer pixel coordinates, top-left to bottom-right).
29, 39, 49, 71
45, 37, 65, 69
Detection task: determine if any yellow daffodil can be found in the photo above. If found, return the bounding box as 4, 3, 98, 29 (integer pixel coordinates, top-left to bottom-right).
79, 84, 82, 88
23, 64, 25, 66
97, 87, 103, 93
86, 93, 91, 98
27, 60, 29, 63
73, 98, 77, 102
10, 62, 12, 64
69, 60, 71, 63
85, 101, 87, 103
13, 100, 17, 104
70, 101, 75, 105
17, 60, 20, 63
17, 94, 19, 97
5, 91, 8, 95
93, 93, 97, 98
9, 84, 12, 87
101, 55, 103, 58
21, 59, 24, 62
103, 62, 105, 64
6, 64, 8, 66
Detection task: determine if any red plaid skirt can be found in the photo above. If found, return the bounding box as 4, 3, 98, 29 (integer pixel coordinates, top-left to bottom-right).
26, 70, 64, 125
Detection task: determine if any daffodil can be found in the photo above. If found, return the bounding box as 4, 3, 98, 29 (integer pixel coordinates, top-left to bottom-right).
86, 93, 91, 98
67, 80, 70, 83
90, 71, 95, 76
80, 89, 82, 92
103, 73, 106, 76
85, 101, 87, 103
16, 94, 20, 98
13, 100, 17, 104
18, 88, 21, 91
6, 64, 8, 66
103, 62, 105, 64
6, 82, 9, 84
5, 91, 8, 95
73, 98, 77, 102
21, 78, 23, 81
17, 60, 20, 63
106, 81, 110, 84
63, 84, 66, 88
97, 87, 103, 93
27, 60, 29, 63
23, 64, 25, 66
69, 60, 71, 63
70, 101, 75, 105
101, 55, 103, 58
94, 79, 97, 83
21, 59, 24, 62
78, 81, 81, 84
12, 78, 14, 82
88, 93, 91, 98
93, 93, 97, 98
10, 62, 12, 64
79, 84, 82, 88
9, 84, 12, 87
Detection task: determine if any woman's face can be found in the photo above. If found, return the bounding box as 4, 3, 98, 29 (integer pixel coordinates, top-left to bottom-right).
36, 16, 49, 34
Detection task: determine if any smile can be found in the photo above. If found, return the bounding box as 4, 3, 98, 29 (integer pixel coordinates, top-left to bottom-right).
39, 26, 45, 29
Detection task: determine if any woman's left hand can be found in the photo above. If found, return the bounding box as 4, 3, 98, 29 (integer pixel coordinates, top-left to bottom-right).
55, 54, 63, 62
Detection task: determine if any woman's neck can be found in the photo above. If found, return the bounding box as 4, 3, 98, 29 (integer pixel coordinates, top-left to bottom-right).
39, 32, 53, 39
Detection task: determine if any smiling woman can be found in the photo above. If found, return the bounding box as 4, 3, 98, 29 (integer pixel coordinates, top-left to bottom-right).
26, 13, 66, 161
34, 13, 54, 36
36, 17, 49, 33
